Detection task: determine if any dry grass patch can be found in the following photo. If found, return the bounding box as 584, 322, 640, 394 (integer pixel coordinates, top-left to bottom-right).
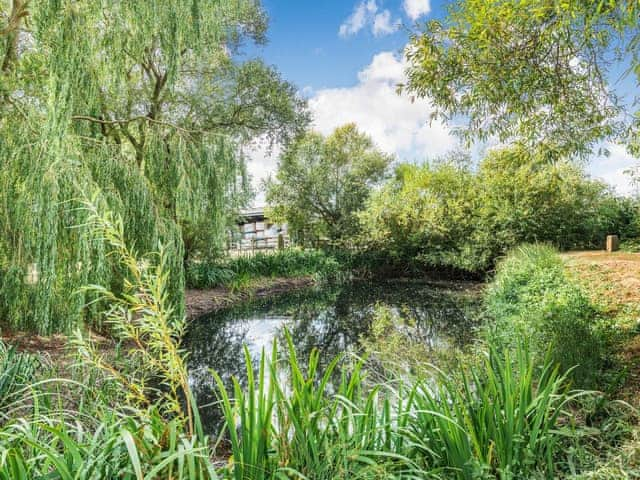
563, 251, 640, 314
563, 251, 640, 405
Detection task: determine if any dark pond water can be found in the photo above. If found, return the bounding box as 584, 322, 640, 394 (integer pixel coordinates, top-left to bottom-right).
184, 280, 482, 433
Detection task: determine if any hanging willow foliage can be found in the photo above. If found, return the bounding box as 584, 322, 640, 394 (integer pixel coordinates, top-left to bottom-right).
0, 0, 291, 334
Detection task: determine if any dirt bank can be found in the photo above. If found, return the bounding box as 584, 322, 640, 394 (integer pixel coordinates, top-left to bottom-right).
2, 276, 316, 356
185, 276, 315, 318
563, 251, 640, 310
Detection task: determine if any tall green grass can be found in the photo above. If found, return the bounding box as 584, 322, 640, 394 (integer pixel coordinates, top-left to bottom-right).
408, 346, 584, 479
0, 343, 39, 420
0, 408, 218, 480
186, 249, 342, 289
213, 331, 582, 479
485, 244, 620, 388
214, 333, 420, 479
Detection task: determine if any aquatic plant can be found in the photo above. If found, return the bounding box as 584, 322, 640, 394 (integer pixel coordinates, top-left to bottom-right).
0, 408, 218, 480
214, 333, 419, 479
408, 345, 583, 479
186, 249, 342, 289
213, 328, 582, 479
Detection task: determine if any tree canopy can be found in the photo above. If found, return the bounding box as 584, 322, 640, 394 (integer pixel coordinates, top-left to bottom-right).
360, 148, 638, 272
404, 0, 640, 157
0, 0, 308, 333
266, 124, 392, 246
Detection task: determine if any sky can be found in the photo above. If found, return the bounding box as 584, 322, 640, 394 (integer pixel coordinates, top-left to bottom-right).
244, 0, 638, 203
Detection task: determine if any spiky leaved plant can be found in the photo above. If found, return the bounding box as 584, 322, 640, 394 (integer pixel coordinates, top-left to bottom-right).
74, 196, 199, 437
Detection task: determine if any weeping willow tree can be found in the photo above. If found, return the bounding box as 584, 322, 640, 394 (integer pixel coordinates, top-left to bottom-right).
0, 0, 308, 334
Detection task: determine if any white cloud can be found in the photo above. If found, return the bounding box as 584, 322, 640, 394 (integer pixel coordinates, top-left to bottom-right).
339, 1, 398, 37
403, 0, 431, 20
309, 50, 456, 159
357, 51, 405, 82
339, 0, 377, 37
245, 140, 281, 205
588, 143, 639, 196
373, 10, 396, 36
245, 50, 457, 203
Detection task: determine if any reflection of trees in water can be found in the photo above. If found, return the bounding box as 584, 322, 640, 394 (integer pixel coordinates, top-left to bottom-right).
283, 282, 481, 358
184, 313, 250, 431
184, 281, 481, 433
278, 295, 371, 363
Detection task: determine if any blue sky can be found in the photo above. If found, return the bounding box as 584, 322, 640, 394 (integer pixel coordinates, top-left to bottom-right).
247, 0, 442, 90
245, 0, 638, 200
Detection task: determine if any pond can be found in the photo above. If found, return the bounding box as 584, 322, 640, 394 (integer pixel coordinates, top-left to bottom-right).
184, 280, 482, 433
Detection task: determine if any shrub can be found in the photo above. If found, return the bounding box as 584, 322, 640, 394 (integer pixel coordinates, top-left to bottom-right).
359, 148, 639, 274
621, 238, 640, 253
485, 244, 620, 387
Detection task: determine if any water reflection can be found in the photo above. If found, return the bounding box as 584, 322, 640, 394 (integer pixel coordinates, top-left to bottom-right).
184, 280, 481, 432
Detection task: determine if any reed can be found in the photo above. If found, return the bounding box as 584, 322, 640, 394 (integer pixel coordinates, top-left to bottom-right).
407, 345, 584, 479
186, 249, 341, 289
214, 332, 421, 479
212, 328, 581, 479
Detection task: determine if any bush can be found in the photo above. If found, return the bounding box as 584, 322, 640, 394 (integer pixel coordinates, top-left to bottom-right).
485, 244, 620, 388
186, 248, 342, 289
359, 147, 639, 274
621, 238, 640, 253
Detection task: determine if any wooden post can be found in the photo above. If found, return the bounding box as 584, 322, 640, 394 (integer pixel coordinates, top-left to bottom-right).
606, 235, 620, 253
278, 233, 284, 250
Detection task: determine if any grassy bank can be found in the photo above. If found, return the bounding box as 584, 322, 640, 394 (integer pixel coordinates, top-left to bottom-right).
485, 245, 640, 476
485, 244, 623, 388
186, 249, 342, 290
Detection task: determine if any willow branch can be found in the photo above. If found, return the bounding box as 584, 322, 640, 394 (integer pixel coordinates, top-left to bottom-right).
71, 115, 199, 136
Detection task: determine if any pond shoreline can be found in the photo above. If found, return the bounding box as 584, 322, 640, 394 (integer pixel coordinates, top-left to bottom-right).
185, 276, 316, 319
0, 276, 316, 357
1, 275, 481, 357
186, 276, 486, 319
